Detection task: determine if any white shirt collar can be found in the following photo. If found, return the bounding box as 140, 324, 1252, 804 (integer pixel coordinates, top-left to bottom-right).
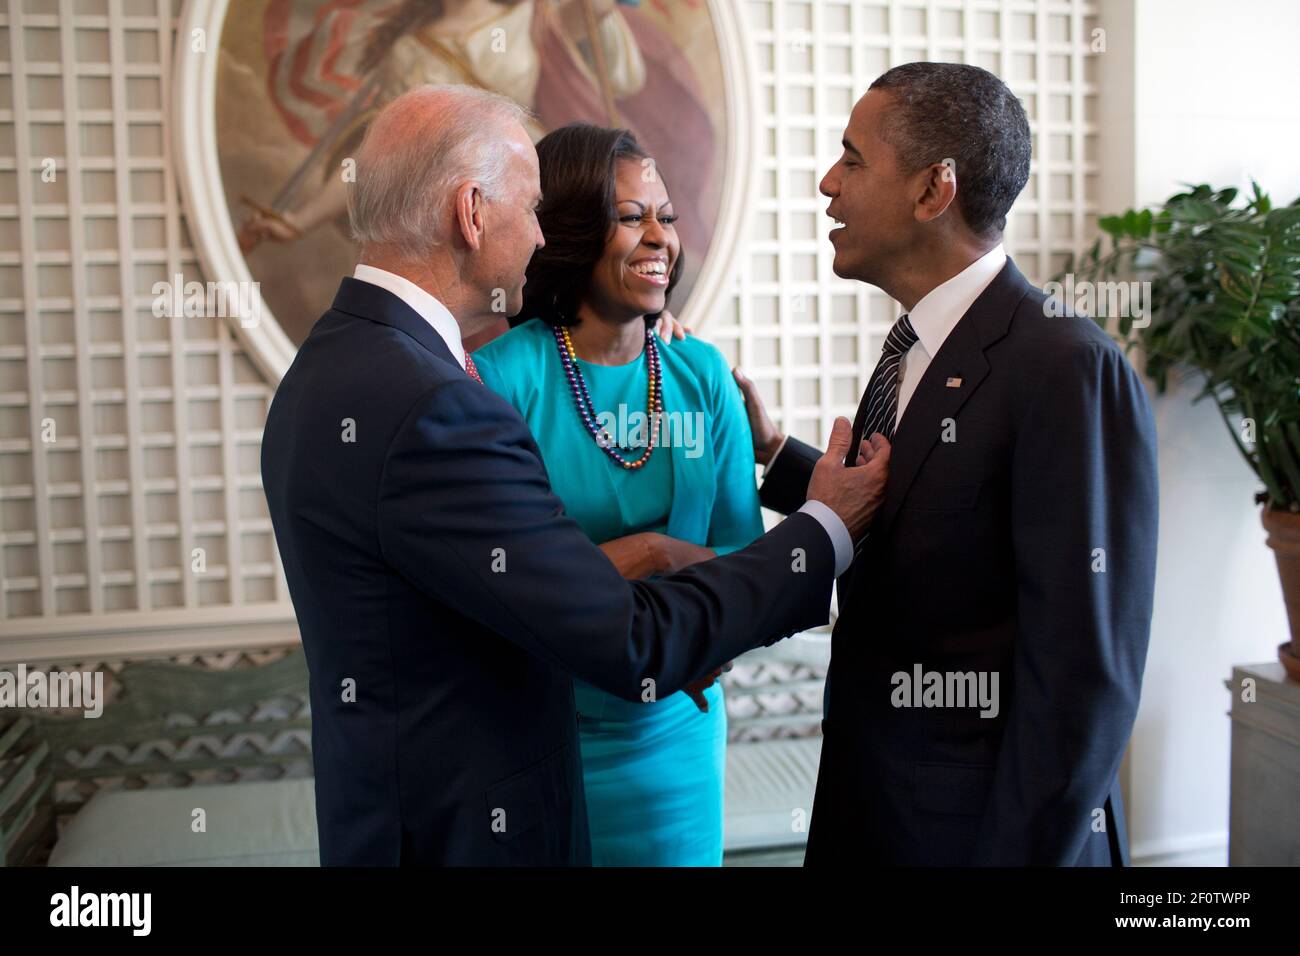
905, 244, 1007, 359
352, 263, 466, 369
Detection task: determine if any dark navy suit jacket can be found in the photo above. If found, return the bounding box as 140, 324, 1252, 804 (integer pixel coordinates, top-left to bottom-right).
262, 277, 837, 865
760, 259, 1158, 866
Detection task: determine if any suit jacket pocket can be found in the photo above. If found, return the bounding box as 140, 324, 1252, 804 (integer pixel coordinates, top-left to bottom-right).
912, 761, 993, 816
484, 742, 575, 844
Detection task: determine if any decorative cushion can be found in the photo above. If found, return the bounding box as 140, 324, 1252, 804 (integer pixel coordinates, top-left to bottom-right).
48, 778, 319, 867
723, 737, 822, 851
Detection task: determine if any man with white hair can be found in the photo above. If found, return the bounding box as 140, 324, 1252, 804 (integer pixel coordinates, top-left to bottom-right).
261, 85, 891, 865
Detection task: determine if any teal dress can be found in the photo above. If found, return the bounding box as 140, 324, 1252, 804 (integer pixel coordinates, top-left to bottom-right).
474, 319, 764, 866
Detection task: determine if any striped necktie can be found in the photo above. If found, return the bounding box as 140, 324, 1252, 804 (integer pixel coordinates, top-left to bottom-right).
849, 313, 918, 461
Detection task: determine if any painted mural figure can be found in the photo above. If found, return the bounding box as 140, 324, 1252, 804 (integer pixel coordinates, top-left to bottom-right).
229, 0, 722, 346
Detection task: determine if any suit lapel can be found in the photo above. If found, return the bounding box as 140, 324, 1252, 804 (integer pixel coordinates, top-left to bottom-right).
873, 318, 990, 537
872, 258, 1033, 539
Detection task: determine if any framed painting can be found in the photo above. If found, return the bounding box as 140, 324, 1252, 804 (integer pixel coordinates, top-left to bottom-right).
174, 0, 757, 381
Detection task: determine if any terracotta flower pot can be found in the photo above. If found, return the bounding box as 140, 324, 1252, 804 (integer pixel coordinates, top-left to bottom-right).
1262, 507, 1300, 681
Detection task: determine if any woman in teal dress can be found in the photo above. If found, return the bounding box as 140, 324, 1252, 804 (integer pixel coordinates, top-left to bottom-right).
472, 124, 764, 866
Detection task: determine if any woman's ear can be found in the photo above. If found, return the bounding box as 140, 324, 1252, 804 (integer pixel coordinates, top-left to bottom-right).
454, 182, 485, 251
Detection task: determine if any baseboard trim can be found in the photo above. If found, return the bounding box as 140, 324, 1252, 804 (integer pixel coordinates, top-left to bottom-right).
1131, 831, 1228, 867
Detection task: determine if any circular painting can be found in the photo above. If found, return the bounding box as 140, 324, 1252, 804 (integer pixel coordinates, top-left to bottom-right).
175, 0, 755, 380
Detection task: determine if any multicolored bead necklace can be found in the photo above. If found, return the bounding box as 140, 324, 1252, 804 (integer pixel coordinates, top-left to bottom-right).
553, 324, 663, 470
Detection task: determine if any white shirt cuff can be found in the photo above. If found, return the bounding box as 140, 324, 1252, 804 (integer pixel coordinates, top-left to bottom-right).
761, 435, 790, 477
796, 499, 853, 577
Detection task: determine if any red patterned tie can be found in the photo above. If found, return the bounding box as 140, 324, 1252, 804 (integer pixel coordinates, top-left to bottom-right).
463, 350, 484, 385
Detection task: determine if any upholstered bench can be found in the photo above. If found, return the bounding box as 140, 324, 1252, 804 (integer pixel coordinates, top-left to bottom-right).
1, 650, 314, 867
723, 737, 822, 853
48, 778, 319, 867
719, 635, 828, 860
4, 635, 829, 867
44, 736, 824, 866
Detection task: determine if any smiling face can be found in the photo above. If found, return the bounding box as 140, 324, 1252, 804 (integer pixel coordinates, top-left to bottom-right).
582, 158, 681, 323
820, 89, 920, 286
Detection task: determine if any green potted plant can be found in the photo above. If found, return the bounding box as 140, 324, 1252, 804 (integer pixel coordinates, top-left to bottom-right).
1063, 183, 1300, 678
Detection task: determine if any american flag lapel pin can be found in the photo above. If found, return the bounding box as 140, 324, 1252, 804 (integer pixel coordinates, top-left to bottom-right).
946, 376, 963, 388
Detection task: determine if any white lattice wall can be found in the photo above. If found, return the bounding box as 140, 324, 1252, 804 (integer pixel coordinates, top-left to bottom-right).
0, 0, 290, 662
0, 0, 1104, 660
708, 0, 1101, 450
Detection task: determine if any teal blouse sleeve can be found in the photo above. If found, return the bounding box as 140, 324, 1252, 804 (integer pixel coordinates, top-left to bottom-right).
696, 342, 766, 556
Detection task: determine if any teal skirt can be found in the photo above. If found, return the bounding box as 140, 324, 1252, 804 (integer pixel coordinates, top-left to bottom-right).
574, 678, 726, 866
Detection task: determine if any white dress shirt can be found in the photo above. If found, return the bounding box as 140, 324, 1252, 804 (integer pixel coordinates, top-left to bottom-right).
353, 263, 466, 370
758, 245, 1007, 577
895, 243, 1006, 426
765, 243, 1006, 467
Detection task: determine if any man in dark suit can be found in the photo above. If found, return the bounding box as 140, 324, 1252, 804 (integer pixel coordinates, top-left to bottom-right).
735, 63, 1158, 865
261, 85, 891, 865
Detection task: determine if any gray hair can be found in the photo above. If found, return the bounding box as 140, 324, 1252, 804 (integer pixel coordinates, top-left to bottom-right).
348, 84, 529, 256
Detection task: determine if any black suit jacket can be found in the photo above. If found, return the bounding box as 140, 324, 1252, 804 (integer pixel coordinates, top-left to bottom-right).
262, 278, 837, 865
760, 258, 1158, 866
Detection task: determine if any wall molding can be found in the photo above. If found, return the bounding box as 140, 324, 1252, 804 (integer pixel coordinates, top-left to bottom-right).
0, 606, 298, 666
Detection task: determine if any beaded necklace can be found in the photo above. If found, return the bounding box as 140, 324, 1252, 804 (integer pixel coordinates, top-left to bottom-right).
553, 324, 663, 470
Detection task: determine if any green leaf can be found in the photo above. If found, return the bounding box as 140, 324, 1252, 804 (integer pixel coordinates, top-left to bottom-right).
1099, 214, 1126, 237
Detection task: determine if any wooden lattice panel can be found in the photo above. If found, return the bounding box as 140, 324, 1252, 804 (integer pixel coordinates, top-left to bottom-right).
704, 0, 1102, 451
0, 0, 287, 628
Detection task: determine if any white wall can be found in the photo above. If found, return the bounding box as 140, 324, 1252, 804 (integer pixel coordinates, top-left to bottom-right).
1119, 0, 1298, 865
